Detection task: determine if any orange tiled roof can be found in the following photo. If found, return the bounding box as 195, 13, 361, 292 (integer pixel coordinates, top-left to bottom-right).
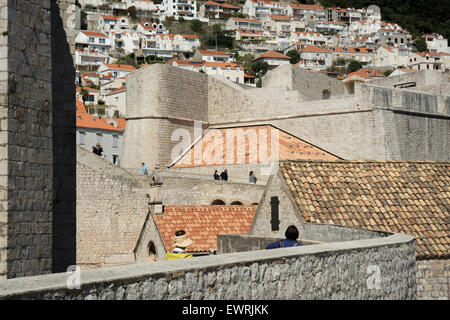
268, 15, 290, 21
154, 205, 257, 252
171, 125, 340, 168
105, 86, 127, 95
289, 3, 323, 11
81, 31, 108, 38
202, 61, 242, 70
231, 17, 261, 23
76, 99, 87, 113
300, 45, 331, 53
140, 22, 155, 30
102, 63, 137, 71
102, 15, 119, 20
76, 99, 123, 132
346, 68, 384, 79
100, 117, 127, 130
280, 160, 450, 259
198, 49, 230, 56
76, 86, 99, 92
254, 50, 289, 61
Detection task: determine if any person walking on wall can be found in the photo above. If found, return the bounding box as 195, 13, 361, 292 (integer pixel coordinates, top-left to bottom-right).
141, 162, 148, 175
266, 225, 302, 249
214, 170, 220, 180
249, 171, 257, 184
165, 230, 194, 260
220, 169, 228, 181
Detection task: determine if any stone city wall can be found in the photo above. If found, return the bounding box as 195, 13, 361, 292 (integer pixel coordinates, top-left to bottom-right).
0, 232, 417, 300
217, 234, 323, 254
416, 259, 449, 300
157, 173, 265, 206
0, 0, 54, 279
262, 64, 348, 100
76, 146, 150, 269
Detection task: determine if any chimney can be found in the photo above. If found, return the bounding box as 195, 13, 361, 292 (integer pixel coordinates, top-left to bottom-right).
270, 196, 280, 231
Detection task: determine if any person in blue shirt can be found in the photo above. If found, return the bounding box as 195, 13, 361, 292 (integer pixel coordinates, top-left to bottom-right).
266, 225, 302, 249
141, 162, 148, 175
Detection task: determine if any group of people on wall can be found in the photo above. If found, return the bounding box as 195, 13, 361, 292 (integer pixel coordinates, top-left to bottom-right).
214, 170, 258, 184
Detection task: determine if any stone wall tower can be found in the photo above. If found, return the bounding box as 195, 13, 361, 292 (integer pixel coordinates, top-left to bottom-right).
0, 0, 76, 279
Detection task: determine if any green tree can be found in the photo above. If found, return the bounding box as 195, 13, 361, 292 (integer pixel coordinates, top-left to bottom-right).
235, 53, 255, 72
347, 60, 363, 73
145, 55, 164, 64
116, 53, 140, 69
286, 50, 301, 64
252, 61, 269, 77
203, 24, 234, 49
127, 6, 138, 20
80, 9, 87, 30
413, 38, 428, 52
79, 88, 90, 104
190, 19, 203, 33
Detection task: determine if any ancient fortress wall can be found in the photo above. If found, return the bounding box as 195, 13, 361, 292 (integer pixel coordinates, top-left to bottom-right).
123, 64, 449, 169
0, 232, 417, 300
1, 0, 53, 279
122, 65, 208, 170
76, 146, 150, 269
416, 259, 449, 300
261, 64, 348, 100
158, 173, 265, 206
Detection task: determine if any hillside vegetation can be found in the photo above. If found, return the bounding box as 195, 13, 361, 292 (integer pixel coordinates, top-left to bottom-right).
316, 0, 450, 39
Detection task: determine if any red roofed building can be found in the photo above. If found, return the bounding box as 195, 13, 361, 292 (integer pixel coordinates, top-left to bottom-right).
75, 31, 111, 71
253, 50, 290, 69
153, 205, 258, 253
287, 3, 326, 21
169, 124, 340, 183
76, 99, 125, 165
225, 16, 263, 31
193, 49, 233, 62
298, 45, 332, 70
199, 1, 240, 19
243, 0, 288, 19
332, 46, 375, 64
98, 63, 136, 83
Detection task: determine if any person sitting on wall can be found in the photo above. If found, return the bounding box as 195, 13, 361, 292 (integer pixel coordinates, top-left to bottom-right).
93, 143, 103, 156
220, 169, 228, 181
214, 170, 220, 180
249, 171, 257, 184
266, 225, 302, 249
165, 230, 194, 260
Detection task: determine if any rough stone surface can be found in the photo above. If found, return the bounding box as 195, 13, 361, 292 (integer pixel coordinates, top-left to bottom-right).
416, 259, 449, 300
0, 233, 417, 300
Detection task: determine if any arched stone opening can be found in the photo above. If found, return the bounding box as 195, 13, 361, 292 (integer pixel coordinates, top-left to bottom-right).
146, 241, 157, 263
211, 199, 226, 205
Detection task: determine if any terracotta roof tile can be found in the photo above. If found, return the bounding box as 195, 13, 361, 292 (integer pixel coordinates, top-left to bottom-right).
171, 125, 340, 168
280, 160, 450, 259
154, 205, 257, 252
254, 50, 290, 61
102, 63, 136, 71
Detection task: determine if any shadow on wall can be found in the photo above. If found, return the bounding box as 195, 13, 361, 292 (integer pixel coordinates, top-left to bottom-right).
51, 0, 77, 273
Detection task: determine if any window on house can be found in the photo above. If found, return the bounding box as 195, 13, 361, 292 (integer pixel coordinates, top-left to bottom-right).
89, 37, 95, 43
79, 131, 86, 145
113, 135, 118, 148
99, 38, 105, 44
96, 133, 103, 144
